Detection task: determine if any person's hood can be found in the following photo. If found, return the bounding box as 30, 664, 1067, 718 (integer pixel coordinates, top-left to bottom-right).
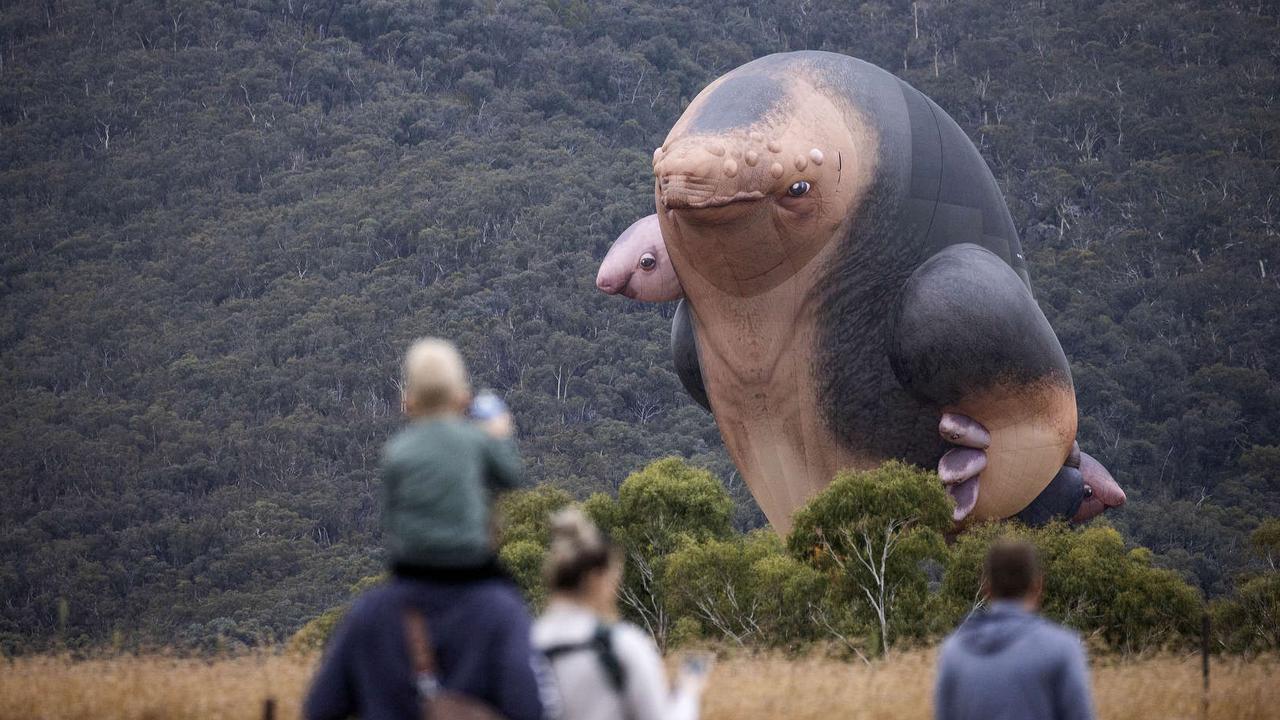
954, 601, 1039, 654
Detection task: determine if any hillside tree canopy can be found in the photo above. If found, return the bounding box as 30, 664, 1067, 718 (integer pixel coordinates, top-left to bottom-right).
1, 0, 1278, 650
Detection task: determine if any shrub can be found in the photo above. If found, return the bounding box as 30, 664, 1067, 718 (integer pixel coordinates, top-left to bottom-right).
664, 531, 824, 650
788, 461, 953, 656
942, 522, 1201, 651
1210, 571, 1280, 653
586, 457, 734, 647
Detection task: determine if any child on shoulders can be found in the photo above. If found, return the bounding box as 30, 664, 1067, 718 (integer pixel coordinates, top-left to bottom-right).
382, 338, 524, 576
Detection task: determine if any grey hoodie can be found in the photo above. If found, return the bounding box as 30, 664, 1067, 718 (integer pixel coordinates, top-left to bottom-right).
935, 601, 1095, 720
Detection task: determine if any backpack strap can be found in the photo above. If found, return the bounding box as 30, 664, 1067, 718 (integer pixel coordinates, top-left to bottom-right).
590, 623, 626, 694
403, 606, 507, 720
403, 607, 442, 697
542, 622, 627, 694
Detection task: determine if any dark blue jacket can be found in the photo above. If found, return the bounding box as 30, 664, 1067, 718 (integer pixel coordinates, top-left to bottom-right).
935, 601, 1095, 720
304, 577, 546, 720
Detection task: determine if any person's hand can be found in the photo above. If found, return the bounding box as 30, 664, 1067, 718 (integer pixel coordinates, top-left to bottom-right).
676, 653, 713, 697
481, 411, 513, 439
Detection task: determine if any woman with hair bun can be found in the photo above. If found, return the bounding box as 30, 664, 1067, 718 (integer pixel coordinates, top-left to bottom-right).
533, 508, 708, 720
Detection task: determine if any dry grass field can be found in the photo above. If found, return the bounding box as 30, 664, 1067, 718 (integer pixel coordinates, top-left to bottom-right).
1, 649, 1276, 720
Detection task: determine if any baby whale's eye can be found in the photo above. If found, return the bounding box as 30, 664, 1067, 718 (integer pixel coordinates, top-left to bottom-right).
639, 253, 657, 271
788, 181, 811, 197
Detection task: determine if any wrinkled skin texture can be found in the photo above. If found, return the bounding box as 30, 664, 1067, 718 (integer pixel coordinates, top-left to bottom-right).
596, 214, 683, 302
600, 52, 1126, 531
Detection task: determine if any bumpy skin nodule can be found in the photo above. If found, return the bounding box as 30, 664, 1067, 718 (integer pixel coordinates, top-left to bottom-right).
627, 51, 1121, 532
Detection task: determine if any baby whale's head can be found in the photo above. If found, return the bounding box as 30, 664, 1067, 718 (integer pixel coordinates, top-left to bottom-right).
1072, 450, 1127, 523
595, 214, 682, 302
652, 56, 876, 298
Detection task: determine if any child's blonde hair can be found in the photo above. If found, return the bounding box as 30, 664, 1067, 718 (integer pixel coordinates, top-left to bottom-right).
403, 338, 471, 415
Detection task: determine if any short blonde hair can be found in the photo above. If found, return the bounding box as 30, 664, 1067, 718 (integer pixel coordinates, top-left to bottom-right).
403, 338, 470, 414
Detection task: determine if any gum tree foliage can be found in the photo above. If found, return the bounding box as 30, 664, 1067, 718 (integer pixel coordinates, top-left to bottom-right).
663, 530, 824, 650
1209, 519, 1280, 653
788, 461, 953, 658
942, 522, 1203, 652
286, 573, 386, 654
1210, 573, 1280, 653
3, 0, 1280, 649
494, 484, 574, 610
584, 457, 734, 648
1249, 518, 1280, 570
293, 463, 1271, 657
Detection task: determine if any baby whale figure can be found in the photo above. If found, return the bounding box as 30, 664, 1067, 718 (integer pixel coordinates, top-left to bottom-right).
599, 51, 1125, 532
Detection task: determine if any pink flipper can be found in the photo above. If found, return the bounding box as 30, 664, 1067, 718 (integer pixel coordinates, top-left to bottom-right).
939, 447, 987, 485
948, 478, 980, 522
939, 412, 991, 449
937, 413, 990, 521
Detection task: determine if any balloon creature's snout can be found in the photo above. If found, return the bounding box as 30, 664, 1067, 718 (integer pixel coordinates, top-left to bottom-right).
595, 214, 683, 303
595, 266, 623, 295
655, 139, 768, 212
659, 173, 723, 210
1072, 451, 1127, 523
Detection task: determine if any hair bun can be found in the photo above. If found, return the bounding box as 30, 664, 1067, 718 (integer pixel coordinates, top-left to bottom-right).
549, 507, 601, 552
545, 507, 616, 592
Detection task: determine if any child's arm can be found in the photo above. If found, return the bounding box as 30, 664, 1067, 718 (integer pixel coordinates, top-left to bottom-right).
483, 435, 525, 492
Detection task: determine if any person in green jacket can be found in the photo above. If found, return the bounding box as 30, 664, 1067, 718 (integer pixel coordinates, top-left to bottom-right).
382, 337, 525, 575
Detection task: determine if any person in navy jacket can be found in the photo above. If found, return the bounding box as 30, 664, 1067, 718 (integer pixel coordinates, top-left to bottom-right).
304, 570, 547, 720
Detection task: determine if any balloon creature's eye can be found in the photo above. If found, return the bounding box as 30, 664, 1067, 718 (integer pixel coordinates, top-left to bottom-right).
788, 181, 811, 197
1082, 485, 1094, 498
639, 253, 657, 271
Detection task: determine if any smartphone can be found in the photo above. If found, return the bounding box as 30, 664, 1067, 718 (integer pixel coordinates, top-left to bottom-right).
681, 653, 712, 676
469, 390, 507, 420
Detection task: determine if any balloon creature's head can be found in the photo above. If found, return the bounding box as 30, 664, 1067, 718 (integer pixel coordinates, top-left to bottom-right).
653, 60, 877, 298
595, 214, 682, 302
1073, 450, 1128, 523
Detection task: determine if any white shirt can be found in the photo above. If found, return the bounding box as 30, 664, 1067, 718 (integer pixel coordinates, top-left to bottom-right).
533, 600, 699, 720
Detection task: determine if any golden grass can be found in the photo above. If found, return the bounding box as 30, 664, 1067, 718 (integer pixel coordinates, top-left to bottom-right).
1, 649, 1275, 720
0, 653, 311, 720
700, 650, 1280, 720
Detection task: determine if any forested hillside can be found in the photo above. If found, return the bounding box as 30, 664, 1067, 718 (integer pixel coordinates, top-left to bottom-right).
1, 0, 1278, 651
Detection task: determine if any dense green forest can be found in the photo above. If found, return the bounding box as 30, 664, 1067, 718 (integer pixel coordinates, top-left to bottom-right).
1, 0, 1278, 651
